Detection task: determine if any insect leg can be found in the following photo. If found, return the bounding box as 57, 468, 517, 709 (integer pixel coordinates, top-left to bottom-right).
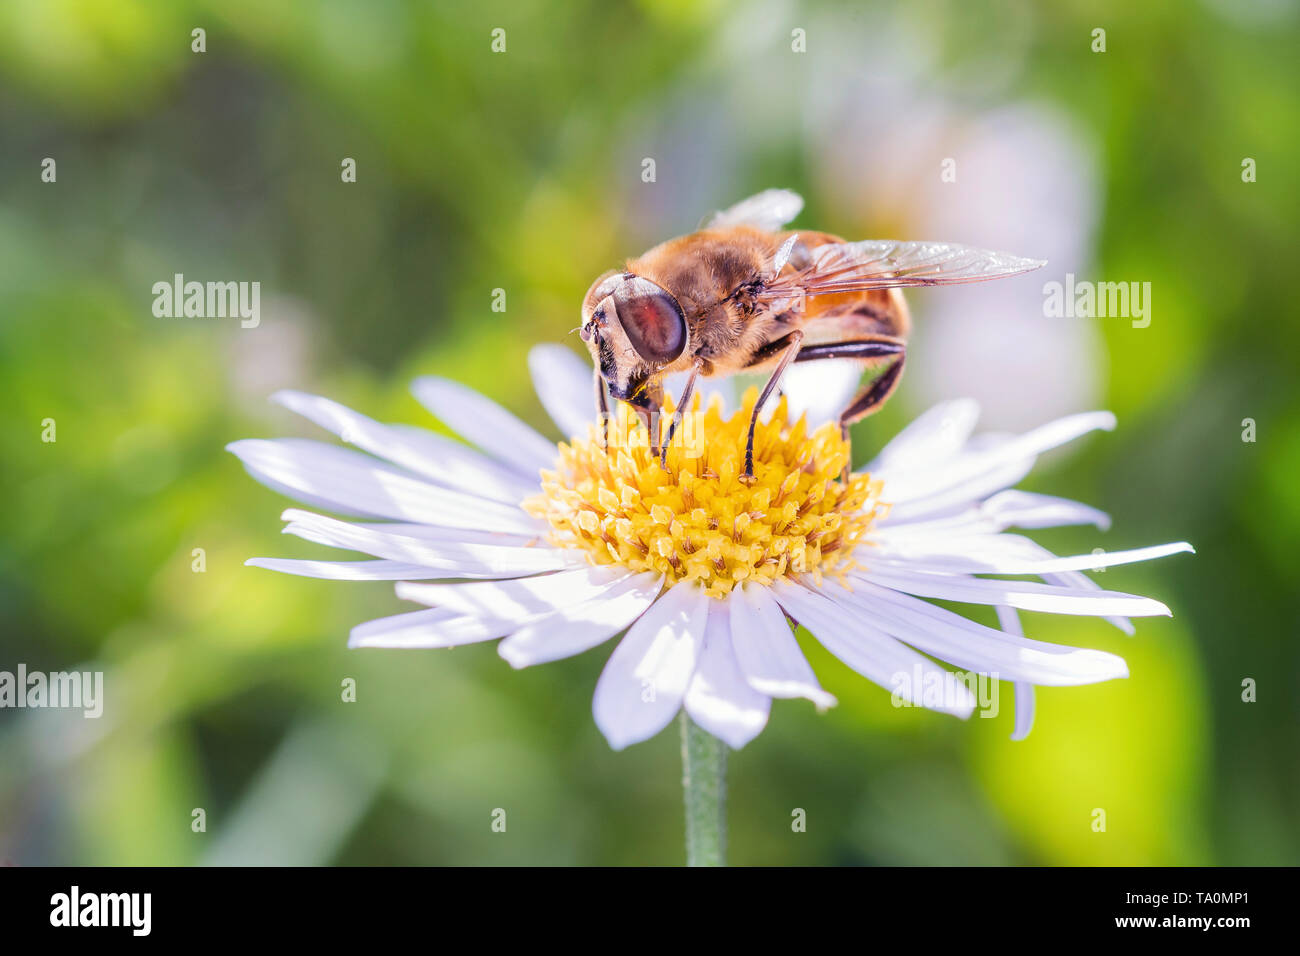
593, 366, 610, 450
741, 329, 804, 484
743, 330, 803, 367
834, 345, 906, 483
743, 331, 902, 371
790, 337, 904, 364
660, 358, 704, 470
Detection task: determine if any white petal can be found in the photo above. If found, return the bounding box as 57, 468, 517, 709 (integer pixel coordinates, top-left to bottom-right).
772, 580, 975, 717
357, 575, 662, 653
880, 453, 1037, 522
978, 490, 1111, 531
855, 566, 1172, 618
411, 376, 556, 478
866, 398, 981, 474
245, 557, 444, 580
683, 601, 771, 749
281, 509, 574, 577
348, 607, 517, 648
875, 490, 1110, 535
271, 390, 536, 505
592, 581, 709, 750
705, 188, 804, 231
225, 441, 370, 517
500, 573, 665, 668
394, 423, 542, 495
396, 565, 633, 622
727, 582, 836, 708
1014, 410, 1118, 453
873, 529, 1063, 563
1043, 568, 1135, 635
350, 520, 536, 547
827, 578, 1129, 685
881, 529, 1138, 635
996, 606, 1037, 741
991, 532, 1138, 633
228, 438, 540, 534
870, 510, 1011, 540
869, 541, 1194, 576
876, 410, 1116, 510
528, 344, 596, 440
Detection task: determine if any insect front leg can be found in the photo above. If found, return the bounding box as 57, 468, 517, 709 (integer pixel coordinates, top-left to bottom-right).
660, 358, 704, 471
594, 366, 610, 451
740, 329, 804, 485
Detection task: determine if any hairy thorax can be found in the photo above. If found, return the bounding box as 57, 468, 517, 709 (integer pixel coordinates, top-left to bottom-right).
627, 226, 790, 375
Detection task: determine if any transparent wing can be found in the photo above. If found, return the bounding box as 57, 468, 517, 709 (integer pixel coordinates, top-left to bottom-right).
757, 239, 1046, 301
704, 189, 804, 232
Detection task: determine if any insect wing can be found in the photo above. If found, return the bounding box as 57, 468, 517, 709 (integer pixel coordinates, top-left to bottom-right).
758, 240, 1046, 302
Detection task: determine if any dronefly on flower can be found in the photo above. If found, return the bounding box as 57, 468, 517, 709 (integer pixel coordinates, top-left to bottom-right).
229, 344, 1192, 752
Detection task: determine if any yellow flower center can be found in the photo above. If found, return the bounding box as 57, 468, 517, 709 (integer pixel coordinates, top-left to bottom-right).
524, 389, 888, 598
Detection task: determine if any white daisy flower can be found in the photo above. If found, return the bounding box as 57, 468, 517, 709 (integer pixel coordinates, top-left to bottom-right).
229, 344, 1191, 752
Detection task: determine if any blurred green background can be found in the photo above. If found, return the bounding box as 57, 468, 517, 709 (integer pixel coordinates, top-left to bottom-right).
1, 0, 1297, 866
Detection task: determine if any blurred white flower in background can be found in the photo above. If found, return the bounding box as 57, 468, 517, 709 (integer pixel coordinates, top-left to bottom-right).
811, 90, 1102, 431
227, 295, 315, 413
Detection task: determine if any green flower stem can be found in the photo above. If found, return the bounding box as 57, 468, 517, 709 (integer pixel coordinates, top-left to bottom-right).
680, 711, 727, 866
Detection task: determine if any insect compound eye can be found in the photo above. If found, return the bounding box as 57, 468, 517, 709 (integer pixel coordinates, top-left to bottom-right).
609, 277, 687, 365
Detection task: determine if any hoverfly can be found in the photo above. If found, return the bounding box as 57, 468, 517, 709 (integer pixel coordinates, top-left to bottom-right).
578, 189, 1044, 482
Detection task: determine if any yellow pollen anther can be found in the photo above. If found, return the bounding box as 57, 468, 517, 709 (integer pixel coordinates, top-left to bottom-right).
523, 389, 889, 599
